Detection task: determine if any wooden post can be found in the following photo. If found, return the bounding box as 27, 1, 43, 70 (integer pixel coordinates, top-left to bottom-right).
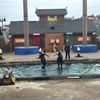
23, 0, 29, 46
82, 0, 87, 45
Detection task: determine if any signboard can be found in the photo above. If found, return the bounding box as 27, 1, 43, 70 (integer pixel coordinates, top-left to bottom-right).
14, 38, 24, 43
88, 16, 96, 20
77, 36, 91, 42
32, 33, 40, 35
48, 16, 57, 22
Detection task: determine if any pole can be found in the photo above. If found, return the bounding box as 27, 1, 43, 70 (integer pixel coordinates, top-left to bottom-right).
82, 0, 87, 45
23, 0, 29, 46
1, 20, 3, 32
0, 18, 6, 37
0, 18, 5, 32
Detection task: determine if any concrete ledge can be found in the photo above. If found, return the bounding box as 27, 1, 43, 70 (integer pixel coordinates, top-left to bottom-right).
0, 74, 99, 81
16, 74, 100, 80
1, 59, 100, 65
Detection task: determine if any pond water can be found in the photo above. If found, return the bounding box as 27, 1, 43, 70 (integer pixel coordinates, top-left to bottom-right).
0, 63, 100, 78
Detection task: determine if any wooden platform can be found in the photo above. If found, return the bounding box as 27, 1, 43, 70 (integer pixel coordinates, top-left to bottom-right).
0, 75, 16, 85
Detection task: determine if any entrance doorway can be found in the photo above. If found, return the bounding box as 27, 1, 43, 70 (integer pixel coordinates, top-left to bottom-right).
32, 35, 40, 46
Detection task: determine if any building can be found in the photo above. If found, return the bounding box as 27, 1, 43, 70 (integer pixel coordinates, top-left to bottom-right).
10, 8, 67, 52
9, 8, 96, 52
65, 18, 96, 45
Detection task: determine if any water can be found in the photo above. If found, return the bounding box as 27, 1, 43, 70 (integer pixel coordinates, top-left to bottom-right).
0, 63, 100, 78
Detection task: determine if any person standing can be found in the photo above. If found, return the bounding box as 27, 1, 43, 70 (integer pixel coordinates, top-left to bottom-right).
56, 51, 63, 70
39, 51, 49, 71
65, 43, 70, 60
39, 47, 42, 54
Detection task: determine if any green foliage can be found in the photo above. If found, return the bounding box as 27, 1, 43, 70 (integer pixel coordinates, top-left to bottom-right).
95, 28, 100, 36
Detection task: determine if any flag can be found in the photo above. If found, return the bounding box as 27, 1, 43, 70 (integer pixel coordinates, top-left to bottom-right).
2, 31, 10, 45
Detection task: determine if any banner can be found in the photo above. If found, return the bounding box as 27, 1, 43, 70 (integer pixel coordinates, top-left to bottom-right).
77, 36, 91, 42
3, 32, 10, 45
48, 16, 57, 22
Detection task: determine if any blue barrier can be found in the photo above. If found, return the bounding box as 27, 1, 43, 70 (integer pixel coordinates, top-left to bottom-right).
14, 46, 39, 55
72, 44, 97, 53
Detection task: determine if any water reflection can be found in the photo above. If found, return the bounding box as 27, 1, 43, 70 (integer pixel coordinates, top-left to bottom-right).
41, 70, 47, 76
57, 69, 63, 75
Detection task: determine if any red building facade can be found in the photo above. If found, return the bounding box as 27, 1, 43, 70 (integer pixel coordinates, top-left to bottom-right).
35, 9, 67, 51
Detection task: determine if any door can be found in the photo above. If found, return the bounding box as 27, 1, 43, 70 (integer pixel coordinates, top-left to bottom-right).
32, 35, 40, 46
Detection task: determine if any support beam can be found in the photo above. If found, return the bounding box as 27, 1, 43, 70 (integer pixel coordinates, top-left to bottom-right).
82, 0, 87, 45
23, 0, 29, 46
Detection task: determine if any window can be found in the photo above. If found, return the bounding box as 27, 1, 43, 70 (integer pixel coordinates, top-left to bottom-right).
50, 26, 55, 30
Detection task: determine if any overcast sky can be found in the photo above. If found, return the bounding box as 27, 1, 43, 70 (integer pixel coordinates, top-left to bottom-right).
0, 0, 100, 25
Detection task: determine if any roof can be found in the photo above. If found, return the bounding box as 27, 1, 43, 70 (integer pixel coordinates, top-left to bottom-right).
9, 21, 66, 35
65, 19, 96, 33
35, 8, 67, 16
9, 19, 96, 35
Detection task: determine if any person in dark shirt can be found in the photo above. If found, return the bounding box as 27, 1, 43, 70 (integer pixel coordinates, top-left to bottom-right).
39, 51, 49, 71
65, 43, 70, 60
56, 51, 63, 70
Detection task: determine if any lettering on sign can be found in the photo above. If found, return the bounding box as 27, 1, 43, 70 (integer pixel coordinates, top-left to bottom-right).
77, 37, 91, 42
48, 16, 57, 22
14, 38, 25, 43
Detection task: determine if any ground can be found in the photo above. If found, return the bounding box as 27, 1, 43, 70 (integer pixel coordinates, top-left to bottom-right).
1, 51, 100, 63
1, 51, 100, 100
0, 79, 100, 100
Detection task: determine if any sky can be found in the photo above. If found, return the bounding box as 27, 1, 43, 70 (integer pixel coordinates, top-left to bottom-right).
0, 0, 100, 25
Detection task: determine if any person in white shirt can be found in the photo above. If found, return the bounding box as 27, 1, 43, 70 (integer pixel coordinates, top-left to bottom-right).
3, 67, 12, 78
76, 47, 81, 57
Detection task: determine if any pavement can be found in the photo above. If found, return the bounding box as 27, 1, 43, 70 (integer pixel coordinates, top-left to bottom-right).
0, 51, 100, 100
0, 79, 100, 100
0, 50, 100, 63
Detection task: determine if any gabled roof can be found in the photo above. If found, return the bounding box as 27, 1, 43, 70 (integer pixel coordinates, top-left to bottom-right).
9, 21, 66, 35
35, 8, 67, 16
9, 19, 96, 35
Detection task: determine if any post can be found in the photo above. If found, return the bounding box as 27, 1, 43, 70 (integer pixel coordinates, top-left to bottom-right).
0, 18, 6, 32
82, 0, 87, 45
23, 0, 29, 46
